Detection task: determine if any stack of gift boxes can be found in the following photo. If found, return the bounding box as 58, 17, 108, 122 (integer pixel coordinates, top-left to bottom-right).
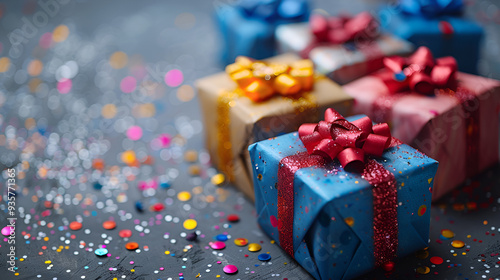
198, 0, 500, 279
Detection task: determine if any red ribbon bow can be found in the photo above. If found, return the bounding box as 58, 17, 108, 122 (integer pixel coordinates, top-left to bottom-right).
309, 12, 378, 44
380, 46, 458, 95
298, 108, 392, 171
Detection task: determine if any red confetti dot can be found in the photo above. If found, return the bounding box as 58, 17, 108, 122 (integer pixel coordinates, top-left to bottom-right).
430, 256, 443, 265
227, 214, 240, 223
102, 220, 116, 230
69, 221, 82, 231
382, 261, 395, 272
152, 203, 165, 212
119, 229, 132, 238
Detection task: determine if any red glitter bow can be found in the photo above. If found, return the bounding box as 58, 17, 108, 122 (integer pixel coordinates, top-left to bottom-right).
298, 108, 392, 171
380, 46, 458, 95
309, 12, 378, 44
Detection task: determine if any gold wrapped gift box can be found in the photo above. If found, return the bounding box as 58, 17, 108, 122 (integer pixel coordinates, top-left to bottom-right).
196, 53, 353, 200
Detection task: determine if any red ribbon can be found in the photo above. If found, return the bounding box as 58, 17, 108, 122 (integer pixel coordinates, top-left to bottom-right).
300, 12, 379, 58
277, 108, 401, 267
379, 46, 458, 95
298, 108, 392, 171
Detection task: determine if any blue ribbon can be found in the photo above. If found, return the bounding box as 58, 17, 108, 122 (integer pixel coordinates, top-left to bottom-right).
238, 0, 308, 22
400, 0, 464, 18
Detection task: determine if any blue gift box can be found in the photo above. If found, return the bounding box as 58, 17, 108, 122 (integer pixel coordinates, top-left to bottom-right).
379, 4, 483, 74
215, 0, 309, 65
249, 115, 438, 280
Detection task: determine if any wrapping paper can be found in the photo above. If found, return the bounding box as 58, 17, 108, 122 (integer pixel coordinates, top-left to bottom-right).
343, 72, 500, 200
380, 5, 483, 74
215, 0, 309, 65
196, 53, 353, 199
249, 115, 438, 280
276, 22, 414, 84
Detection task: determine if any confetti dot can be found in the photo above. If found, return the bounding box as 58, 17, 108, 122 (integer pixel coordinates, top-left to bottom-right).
0, 57, 10, 72
102, 221, 116, 230
27, 59, 43, 76
177, 191, 192, 201
415, 249, 429, 259
94, 248, 108, 257
344, 217, 354, 227
119, 229, 132, 238
258, 253, 271, 261
152, 203, 165, 212
416, 266, 430, 274
69, 222, 82, 231
382, 261, 394, 272
451, 240, 465, 248
184, 150, 198, 162
39, 32, 52, 49
164, 69, 183, 87
126, 126, 143, 141
186, 232, 197, 241
430, 256, 443, 265
222, 264, 238, 274
441, 229, 455, 239
101, 104, 117, 119
120, 76, 137, 93
210, 241, 226, 250
1, 226, 13, 236
53, 25, 69, 42
121, 150, 136, 165
216, 234, 228, 241
211, 174, 225, 185
109, 51, 128, 69
57, 78, 72, 94
125, 242, 139, 250
418, 205, 427, 216
248, 243, 261, 252
183, 219, 197, 230
177, 85, 195, 102
227, 214, 240, 223
234, 238, 248, 246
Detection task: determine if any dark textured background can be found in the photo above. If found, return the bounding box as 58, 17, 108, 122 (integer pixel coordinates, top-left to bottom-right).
0, 0, 499, 279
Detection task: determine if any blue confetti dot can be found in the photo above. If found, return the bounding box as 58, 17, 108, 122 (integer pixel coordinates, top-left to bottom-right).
135, 201, 144, 212
216, 234, 228, 241
94, 248, 108, 257
93, 182, 103, 190
160, 181, 170, 188
258, 253, 271, 261
394, 71, 406, 82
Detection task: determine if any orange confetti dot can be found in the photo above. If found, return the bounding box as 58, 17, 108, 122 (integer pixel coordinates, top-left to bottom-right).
0, 57, 10, 72
27, 59, 43, 76
69, 221, 82, 231
101, 104, 117, 119
102, 220, 116, 230
53, 25, 69, 42
121, 150, 136, 165
92, 158, 105, 170
109, 51, 128, 69
125, 242, 139, 250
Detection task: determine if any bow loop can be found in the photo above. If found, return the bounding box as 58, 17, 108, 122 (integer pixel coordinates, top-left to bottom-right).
380, 46, 458, 95
310, 12, 378, 45
298, 108, 392, 171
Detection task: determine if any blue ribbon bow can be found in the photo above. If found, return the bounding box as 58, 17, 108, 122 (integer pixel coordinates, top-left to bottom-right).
239, 0, 308, 22
400, 0, 464, 18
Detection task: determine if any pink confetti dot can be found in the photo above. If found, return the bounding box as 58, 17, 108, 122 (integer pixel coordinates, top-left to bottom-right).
120, 76, 137, 93
223, 264, 238, 274
270, 215, 278, 228
126, 126, 143, 141
1, 226, 13, 236
210, 241, 226, 250
164, 69, 183, 87
39, 32, 52, 49
57, 78, 72, 94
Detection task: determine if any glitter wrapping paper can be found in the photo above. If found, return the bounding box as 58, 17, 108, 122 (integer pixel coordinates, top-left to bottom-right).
196, 53, 353, 200
343, 72, 500, 200
275, 22, 414, 84
249, 115, 438, 280
215, 0, 309, 66
379, 5, 483, 74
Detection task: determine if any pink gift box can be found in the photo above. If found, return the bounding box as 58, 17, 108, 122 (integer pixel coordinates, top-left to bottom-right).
344, 72, 500, 200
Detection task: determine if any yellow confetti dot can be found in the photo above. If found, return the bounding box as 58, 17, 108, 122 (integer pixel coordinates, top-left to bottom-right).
19, 259, 24, 262
165, 250, 170, 255
216, 275, 221, 278
53, 25, 69, 42
248, 243, 261, 252
451, 240, 465, 248
441, 229, 455, 239
177, 85, 195, 102
189, 165, 201, 176
43, 237, 49, 241
27, 59, 43, 76
416, 266, 430, 274
177, 191, 192, 201
354, 181, 358, 184
415, 249, 429, 259
183, 219, 197, 230
102, 104, 117, 119
45, 260, 51, 264
401, 182, 405, 187
270, 240, 275, 244
428, 178, 433, 184
344, 217, 354, 227
131, 269, 135, 272
0, 57, 11, 73
121, 150, 136, 165
109, 51, 128, 69
462, 252, 466, 255
467, 235, 471, 238
15, 273, 19, 276
211, 173, 225, 185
